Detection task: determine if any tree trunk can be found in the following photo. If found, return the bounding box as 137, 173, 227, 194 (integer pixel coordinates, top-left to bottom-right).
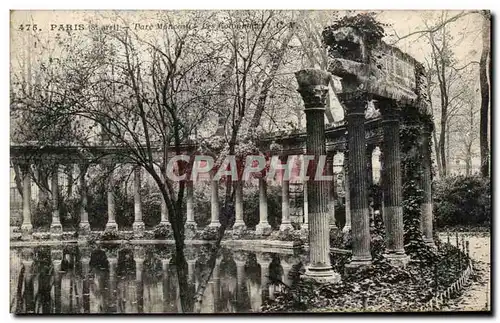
12, 162, 24, 197
426, 72, 443, 178
479, 11, 491, 177
432, 129, 443, 178
439, 121, 447, 177
248, 30, 294, 130
66, 164, 74, 197
465, 147, 472, 176
446, 128, 450, 173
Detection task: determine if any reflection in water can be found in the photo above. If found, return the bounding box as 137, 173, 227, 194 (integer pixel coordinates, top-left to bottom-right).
10, 245, 304, 314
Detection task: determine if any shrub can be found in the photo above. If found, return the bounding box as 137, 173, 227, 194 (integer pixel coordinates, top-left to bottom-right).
32, 200, 52, 230
242, 184, 282, 230
153, 223, 173, 239
100, 230, 119, 241
434, 175, 491, 228
59, 196, 81, 231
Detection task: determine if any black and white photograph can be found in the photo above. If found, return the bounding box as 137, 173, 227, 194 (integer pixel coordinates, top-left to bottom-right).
8, 9, 492, 314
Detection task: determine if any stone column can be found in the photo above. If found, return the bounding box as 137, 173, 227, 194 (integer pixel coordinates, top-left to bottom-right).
303, 182, 309, 229
161, 253, 172, 313
81, 248, 91, 314
208, 174, 220, 227
326, 153, 337, 231
343, 156, 351, 233
367, 146, 375, 227
256, 177, 272, 235
185, 180, 196, 239
279, 160, 293, 231
379, 151, 386, 227
341, 92, 372, 268
107, 251, 118, 313
160, 199, 169, 224
296, 69, 340, 283
106, 164, 118, 231
50, 166, 62, 239
133, 167, 145, 237
366, 146, 374, 188
233, 180, 246, 231
209, 256, 222, 312
420, 122, 436, 247
187, 257, 196, 284
51, 248, 63, 313
234, 251, 247, 305
21, 249, 35, 313
20, 164, 33, 238
380, 101, 409, 266
281, 256, 294, 286
268, 284, 276, 300
134, 247, 145, 313
256, 253, 272, 300
79, 164, 90, 235
185, 179, 196, 224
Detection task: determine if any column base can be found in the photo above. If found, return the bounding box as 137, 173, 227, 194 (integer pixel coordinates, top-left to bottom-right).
201, 225, 220, 240
160, 220, 170, 226
255, 223, 272, 236
279, 222, 294, 231
208, 221, 221, 228
21, 223, 33, 240
79, 222, 91, 235
342, 225, 351, 233
133, 222, 145, 238
302, 264, 341, 283
423, 237, 436, 248
233, 222, 246, 231
50, 223, 63, 240
105, 222, 118, 231
185, 222, 197, 240
345, 256, 372, 271
384, 253, 410, 267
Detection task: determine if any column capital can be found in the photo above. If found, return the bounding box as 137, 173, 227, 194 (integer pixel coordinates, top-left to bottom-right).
108, 257, 118, 266
80, 247, 92, 259
281, 255, 297, 268
105, 248, 119, 260
255, 252, 272, 265
133, 246, 145, 261
19, 162, 31, 173
338, 91, 370, 114
21, 248, 34, 261
295, 69, 331, 109
185, 248, 197, 261
51, 248, 63, 262
233, 251, 247, 264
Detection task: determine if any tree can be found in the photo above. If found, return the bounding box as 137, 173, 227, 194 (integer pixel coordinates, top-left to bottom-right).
389, 10, 488, 178
12, 11, 226, 312
479, 10, 491, 177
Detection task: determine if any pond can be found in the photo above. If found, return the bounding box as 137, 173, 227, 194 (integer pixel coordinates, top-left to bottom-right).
10, 244, 306, 314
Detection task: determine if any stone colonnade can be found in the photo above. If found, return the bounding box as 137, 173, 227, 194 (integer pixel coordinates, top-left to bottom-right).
295, 69, 435, 277
13, 129, 435, 250
16, 246, 297, 313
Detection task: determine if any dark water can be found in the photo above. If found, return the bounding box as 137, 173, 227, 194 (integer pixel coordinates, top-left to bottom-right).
10, 244, 305, 314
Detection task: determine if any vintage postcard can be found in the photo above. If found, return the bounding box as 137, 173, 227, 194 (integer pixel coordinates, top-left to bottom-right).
9, 10, 491, 314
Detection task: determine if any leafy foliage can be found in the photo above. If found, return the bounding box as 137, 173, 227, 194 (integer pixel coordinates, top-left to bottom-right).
434, 175, 491, 227
100, 230, 119, 241
262, 241, 468, 313
322, 13, 388, 59
399, 109, 437, 263
153, 223, 173, 240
